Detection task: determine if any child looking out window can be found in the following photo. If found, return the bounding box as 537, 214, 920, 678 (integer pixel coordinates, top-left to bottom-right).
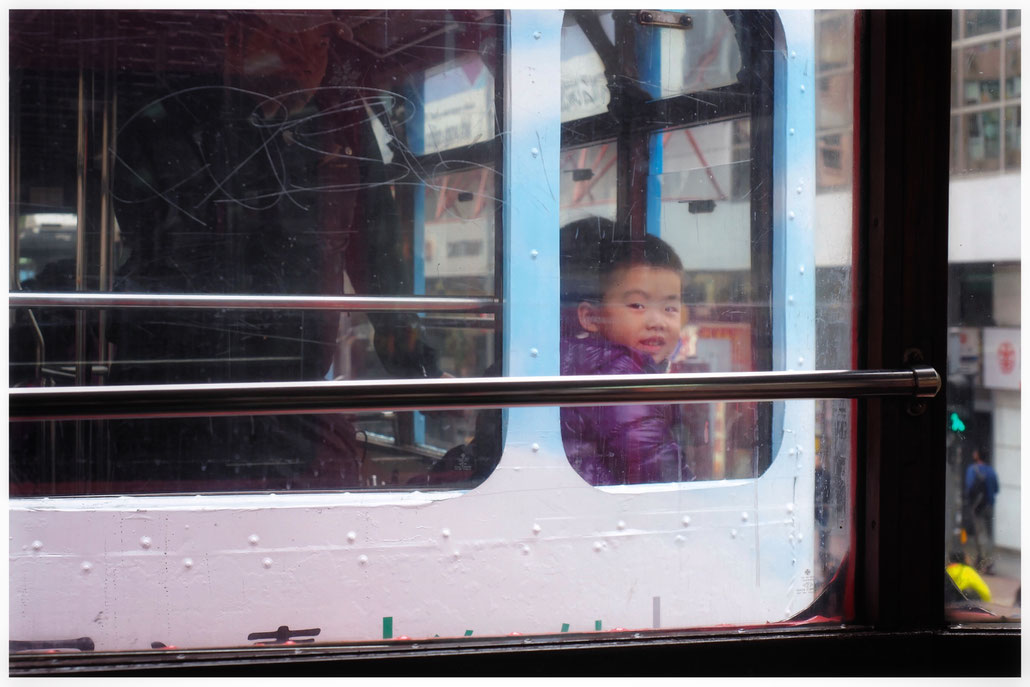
560, 217, 695, 486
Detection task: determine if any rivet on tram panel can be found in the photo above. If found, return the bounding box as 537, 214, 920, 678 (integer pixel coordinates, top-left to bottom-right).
617, 520, 626, 530
358, 555, 369, 565
798, 356, 805, 366
442, 528, 451, 538
730, 529, 738, 539
788, 211, 795, 220
799, 264, 805, 274
531, 443, 540, 452
530, 249, 539, 259
81, 562, 92, 573
593, 541, 604, 552
453, 551, 461, 559
682, 515, 691, 526
184, 558, 193, 569
800, 84, 806, 93
788, 295, 795, 304
532, 524, 542, 535
675, 535, 686, 545
521, 544, 531, 556
530, 348, 539, 357
796, 185, 804, 195
262, 558, 273, 569
249, 534, 260, 546
347, 531, 357, 543
31, 540, 42, 551
791, 51, 797, 59
786, 503, 795, 514
788, 448, 796, 456
789, 533, 795, 543
140, 536, 152, 549
741, 512, 749, 522
533, 30, 542, 40
530, 147, 540, 158
797, 532, 804, 542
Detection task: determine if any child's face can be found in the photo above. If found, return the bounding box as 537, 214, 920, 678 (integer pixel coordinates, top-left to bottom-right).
579, 265, 683, 363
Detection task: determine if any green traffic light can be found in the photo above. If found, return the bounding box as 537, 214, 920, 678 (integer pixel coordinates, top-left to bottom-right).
949, 412, 966, 432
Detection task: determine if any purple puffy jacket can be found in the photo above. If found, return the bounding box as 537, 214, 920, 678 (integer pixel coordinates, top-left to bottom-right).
560, 335, 694, 485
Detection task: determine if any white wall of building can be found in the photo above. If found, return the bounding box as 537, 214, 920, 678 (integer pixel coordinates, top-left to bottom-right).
949, 174, 1022, 264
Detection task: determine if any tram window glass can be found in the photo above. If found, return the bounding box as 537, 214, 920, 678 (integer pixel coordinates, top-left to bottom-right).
945, 9, 1021, 624
560, 141, 618, 224
8, 10, 878, 658
558, 10, 777, 486
9, 10, 506, 496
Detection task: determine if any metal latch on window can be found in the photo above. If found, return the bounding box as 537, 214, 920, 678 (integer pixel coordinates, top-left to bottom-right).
637, 10, 693, 30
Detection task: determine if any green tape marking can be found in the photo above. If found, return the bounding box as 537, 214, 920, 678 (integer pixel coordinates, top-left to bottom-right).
383, 617, 393, 639
561, 623, 570, 633
464, 630, 474, 637
595, 620, 602, 631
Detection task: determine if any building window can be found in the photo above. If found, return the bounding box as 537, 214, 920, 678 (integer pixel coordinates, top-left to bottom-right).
951, 10, 1021, 174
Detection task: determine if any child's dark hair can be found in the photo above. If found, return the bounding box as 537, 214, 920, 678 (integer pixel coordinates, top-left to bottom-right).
560, 216, 683, 304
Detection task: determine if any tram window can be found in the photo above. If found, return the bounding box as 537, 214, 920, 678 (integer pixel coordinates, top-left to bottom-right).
9, 10, 505, 496
8, 10, 883, 660
558, 10, 776, 485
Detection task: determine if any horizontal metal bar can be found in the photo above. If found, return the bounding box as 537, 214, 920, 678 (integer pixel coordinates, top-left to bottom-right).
7, 292, 499, 313
9, 366, 940, 421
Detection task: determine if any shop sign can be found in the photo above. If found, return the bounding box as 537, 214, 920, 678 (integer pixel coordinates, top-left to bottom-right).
983, 327, 1020, 390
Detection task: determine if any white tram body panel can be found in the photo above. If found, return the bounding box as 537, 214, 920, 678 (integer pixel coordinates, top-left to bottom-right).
10, 10, 820, 650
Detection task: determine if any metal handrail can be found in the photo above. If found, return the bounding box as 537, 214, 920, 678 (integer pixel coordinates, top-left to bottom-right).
7, 292, 500, 312
9, 366, 941, 421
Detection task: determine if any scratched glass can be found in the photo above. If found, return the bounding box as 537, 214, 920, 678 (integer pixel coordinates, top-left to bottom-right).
9, 9, 505, 495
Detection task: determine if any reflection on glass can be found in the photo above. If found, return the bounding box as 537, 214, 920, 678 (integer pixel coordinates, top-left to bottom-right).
560, 11, 614, 123
560, 9, 742, 124
648, 10, 742, 99
420, 55, 496, 155
559, 141, 618, 224
423, 168, 497, 296
657, 120, 754, 271
8, 10, 505, 496
11, 405, 502, 496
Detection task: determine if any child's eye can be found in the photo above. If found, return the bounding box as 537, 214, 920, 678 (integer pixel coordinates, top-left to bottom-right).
665, 305, 680, 314
628, 302, 645, 310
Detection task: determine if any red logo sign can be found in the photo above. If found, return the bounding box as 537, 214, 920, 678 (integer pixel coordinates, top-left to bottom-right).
998, 341, 1016, 375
